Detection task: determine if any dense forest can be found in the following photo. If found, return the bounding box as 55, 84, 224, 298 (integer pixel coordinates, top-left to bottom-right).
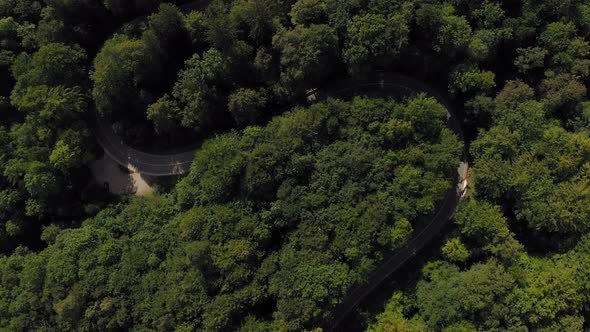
1, 0, 590, 331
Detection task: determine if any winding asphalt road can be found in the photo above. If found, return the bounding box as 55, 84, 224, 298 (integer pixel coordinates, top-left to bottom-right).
89, 110, 195, 176
328, 174, 466, 331
87, 0, 215, 176
89, 1, 468, 329
90, 74, 464, 176
317, 73, 469, 330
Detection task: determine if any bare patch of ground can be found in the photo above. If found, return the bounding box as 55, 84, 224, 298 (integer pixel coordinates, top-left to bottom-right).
90, 155, 155, 196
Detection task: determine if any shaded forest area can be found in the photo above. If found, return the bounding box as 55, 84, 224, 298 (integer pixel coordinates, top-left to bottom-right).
1, 0, 590, 331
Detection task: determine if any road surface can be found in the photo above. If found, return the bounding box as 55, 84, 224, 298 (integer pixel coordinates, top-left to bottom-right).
89, 109, 195, 176
90, 73, 464, 176
315, 73, 468, 330
87, 0, 220, 176
88, 1, 469, 328
326, 162, 468, 330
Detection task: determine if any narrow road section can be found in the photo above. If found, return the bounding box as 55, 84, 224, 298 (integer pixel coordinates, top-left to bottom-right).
88, 2, 469, 329
327, 163, 468, 330
318, 73, 469, 330
89, 110, 195, 176
90, 74, 463, 176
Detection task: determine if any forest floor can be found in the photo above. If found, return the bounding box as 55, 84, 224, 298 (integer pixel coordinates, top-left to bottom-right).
90, 155, 155, 196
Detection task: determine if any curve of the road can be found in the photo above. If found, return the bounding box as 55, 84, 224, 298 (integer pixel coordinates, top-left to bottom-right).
317, 73, 469, 330
89, 1, 469, 329
87, 0, 214, 177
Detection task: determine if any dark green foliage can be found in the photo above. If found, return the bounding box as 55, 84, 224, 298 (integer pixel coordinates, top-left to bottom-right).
230, 0, 282, 46
92, 4, 193, 121
416, 3, 472, 54
4, 0, 590, 331
272, 24, 338, 97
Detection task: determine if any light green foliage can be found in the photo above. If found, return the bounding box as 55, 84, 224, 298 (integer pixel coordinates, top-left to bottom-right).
467, 32, 489, 61
0, 96, 459, 330
391, 217, 412, 250
538, 21, 590, 76
319, 0, 363, 36
26, 42, 85, 84
515, 47, 548, 73
416, 260, 515, 329
455, 199, 523, 261
272, 24, 338, 95
4, 0, 590, 331
449, 65, 495, 95
23, 161, 58, 199
442, 238, 470, 263
290, 0, 328, 26
344, 12, 410, 70
495, 107, 545, 146
469, 131, 515, 198
49, 130, 86, 171
40, 223, 61, 244
12, 85, 86, 122
0, 37, 90, 230
0, 189, 20, 219
466, 1, 512, 62
506, 256, 585, 326
416, 3, 472, 53
468, 28, 511, 62
399, 93, 449, 142
454, 199, 510, 243
468, 78, 590, 236
367, 292, 428, 332
92, 34, 155, 116
228, 88, 267, 125
176, 132, 243, 207
269, 254, 353, 329
512, 131, 590, 233
146, 94, 180, 134
170, 49, 227, 131
11, 43, 86, 98
177, 96, 456, 328
470, 1, 504, 29
93, 3, 196, 123
539, 21, 577, 53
